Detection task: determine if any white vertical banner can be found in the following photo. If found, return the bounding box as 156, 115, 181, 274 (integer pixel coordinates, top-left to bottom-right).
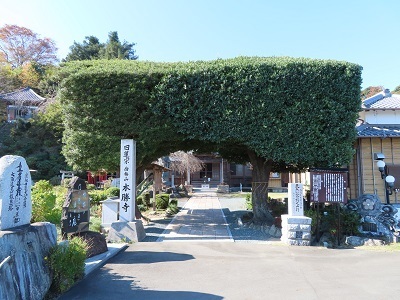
119, 139, 136, 222
288, 183, 304, 216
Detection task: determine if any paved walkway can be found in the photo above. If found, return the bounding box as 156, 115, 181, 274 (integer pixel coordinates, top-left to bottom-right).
157, 190, 233, 242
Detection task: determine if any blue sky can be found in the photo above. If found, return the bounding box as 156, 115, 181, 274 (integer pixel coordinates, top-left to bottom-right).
1, 0, 399, 90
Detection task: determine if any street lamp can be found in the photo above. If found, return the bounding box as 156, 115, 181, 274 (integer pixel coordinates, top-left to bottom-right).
374, 153, 395, 204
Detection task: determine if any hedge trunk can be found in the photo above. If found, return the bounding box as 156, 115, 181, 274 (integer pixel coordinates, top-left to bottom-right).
248, 151, 275, 225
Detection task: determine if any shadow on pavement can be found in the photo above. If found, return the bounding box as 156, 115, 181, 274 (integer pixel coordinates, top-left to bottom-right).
108, 249, 195, 264
142, 218, 172, 242
59, 270, 222, 300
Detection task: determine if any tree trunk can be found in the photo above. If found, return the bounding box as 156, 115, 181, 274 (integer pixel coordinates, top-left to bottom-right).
248, 150, 275, 225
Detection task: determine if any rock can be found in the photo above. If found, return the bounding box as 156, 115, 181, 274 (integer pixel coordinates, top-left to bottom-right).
345, 236, 386, 247
364, 238, 385, 246
71, 231, 108, 258
0, 222, 57, 300
345, 236, 366, 247
262, 225, 270, 234
273, 227, 282, 238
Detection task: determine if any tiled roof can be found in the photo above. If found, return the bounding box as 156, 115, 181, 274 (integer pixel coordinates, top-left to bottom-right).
356, 124, 400, 137
0, 87, 45, 103
362, 89, 400, 109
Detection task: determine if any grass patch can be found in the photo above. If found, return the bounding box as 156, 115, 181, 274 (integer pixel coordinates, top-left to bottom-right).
356, 243, 400, 252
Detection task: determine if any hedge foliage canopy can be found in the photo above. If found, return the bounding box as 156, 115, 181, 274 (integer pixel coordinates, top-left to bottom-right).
58, 57, 362, 172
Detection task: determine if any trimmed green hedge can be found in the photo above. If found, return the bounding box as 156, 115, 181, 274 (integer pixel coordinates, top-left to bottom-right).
59, 57, 361, 172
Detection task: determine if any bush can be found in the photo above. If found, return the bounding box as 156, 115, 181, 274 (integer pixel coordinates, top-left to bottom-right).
137, 204, 147, 212
86, 183, 96, 190
143, 192, 151, 206
105, 187, 119, 197
305, 204, 361, 246
267, 197, 288, 217
89, 216, 102, 232
31, 180, 60, 224
245, 193, 252, 210
88, 190, 108, 205
166, 202, 179, 215
156, 193, 170, 209
46, 237, 88, 295
136, 195, 143, 205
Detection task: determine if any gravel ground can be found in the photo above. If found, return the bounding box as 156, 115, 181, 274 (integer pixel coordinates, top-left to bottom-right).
142, 195, 277, 243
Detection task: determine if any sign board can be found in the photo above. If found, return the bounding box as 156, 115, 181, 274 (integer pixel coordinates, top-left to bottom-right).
288, 183, 304, 216
119, 139, 136, 222
310, 169, 348, 203
61, 177, 90, 237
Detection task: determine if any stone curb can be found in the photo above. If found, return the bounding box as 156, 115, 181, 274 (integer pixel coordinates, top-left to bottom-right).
84, 243, 128, 276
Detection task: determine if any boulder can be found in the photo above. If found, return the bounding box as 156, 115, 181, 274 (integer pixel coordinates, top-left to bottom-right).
71, 231, 108, 258
0, 222, 57, 300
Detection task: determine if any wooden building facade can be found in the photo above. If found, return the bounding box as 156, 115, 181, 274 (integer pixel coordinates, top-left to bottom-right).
349, 89, 400, 203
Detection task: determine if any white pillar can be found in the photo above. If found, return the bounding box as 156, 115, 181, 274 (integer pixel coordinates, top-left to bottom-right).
119, 139, 136, 221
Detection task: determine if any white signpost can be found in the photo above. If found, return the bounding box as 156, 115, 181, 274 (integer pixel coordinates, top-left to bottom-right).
281, 183, 312, 246
288, 183, 304, 216
119, 139, 136, 222
107, 139, 146, 242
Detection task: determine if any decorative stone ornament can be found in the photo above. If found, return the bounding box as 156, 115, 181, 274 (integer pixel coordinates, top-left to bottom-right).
0, 155, 32, 230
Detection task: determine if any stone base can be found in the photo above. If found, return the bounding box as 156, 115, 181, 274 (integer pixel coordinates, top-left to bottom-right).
0, 222, 57, 300
281, 214, 311, 246
107, 220, 146, 243
217, 185, 229, 193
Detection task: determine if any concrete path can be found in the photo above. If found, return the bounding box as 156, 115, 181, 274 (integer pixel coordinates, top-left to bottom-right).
61, 242, 400, 300
60, 189, 400, 299
157, 190, 233, 242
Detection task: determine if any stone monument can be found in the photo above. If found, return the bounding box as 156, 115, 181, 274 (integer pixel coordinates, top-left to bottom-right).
281, 183, 312, 246
61, 176, 90, 238
0, 155, 57, 299
0, 155, 32, 230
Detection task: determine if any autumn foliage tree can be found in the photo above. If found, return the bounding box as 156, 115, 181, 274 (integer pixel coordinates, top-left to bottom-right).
0, 24, 58, 68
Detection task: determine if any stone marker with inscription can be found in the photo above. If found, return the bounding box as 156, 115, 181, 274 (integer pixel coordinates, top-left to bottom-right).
0, 155, 57, 299
0, 155, 32, 230
61, 176, 90, 239
281, 183, 312, 246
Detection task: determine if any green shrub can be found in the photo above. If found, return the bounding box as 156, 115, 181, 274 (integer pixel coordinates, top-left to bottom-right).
46, 237, 88, 295
105, 187, 119, 197
62, 178, 72, 188
136, 195, 143, 205
305, 204, 361, 245
49, 176, 62, 186
156, 193, 170, 209
137, 204, 147, 212
245, 193, 252, 210
143, 192, 151, 206
89, 216, 102, 232
88, 190, 108, 205
31, 180, 60, 224
86, 183, 96, 190
169, 199, 178, 206
267, 197, 287, 217
166, 202, 179, 215
304, 208, 319, 235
